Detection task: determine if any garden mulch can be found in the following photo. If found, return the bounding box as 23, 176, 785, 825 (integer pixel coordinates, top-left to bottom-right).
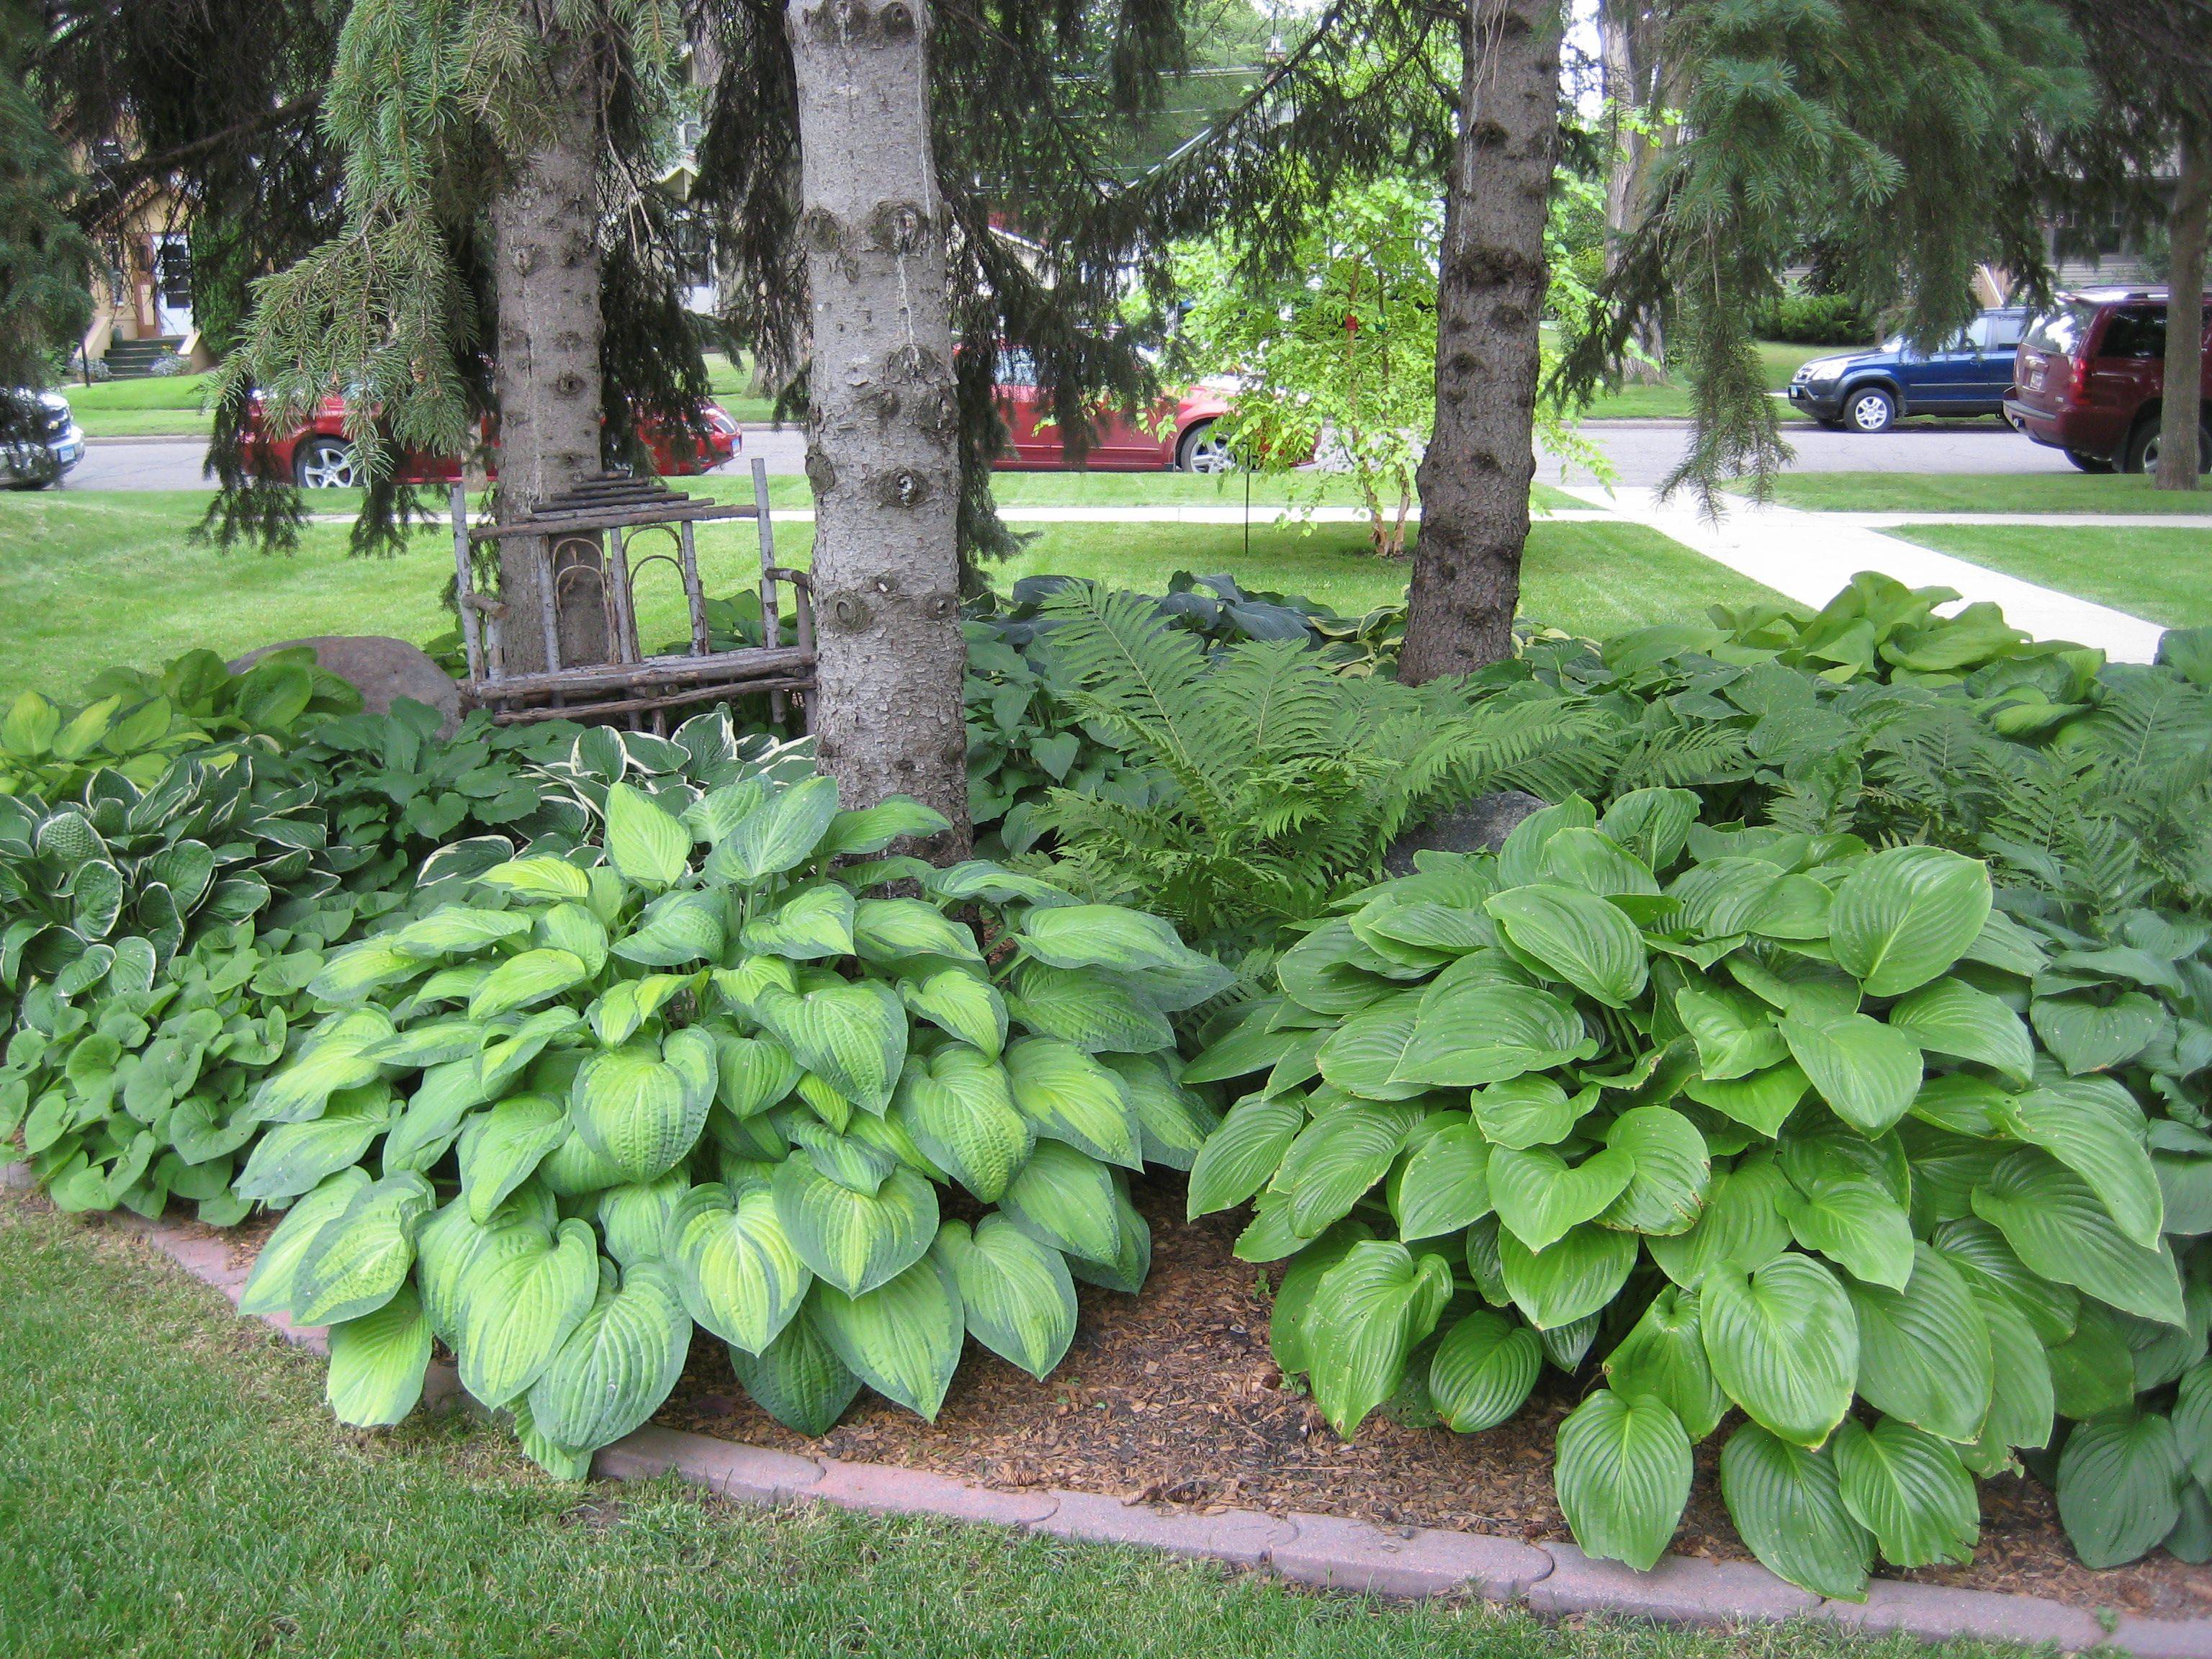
657, 1174, 2212, 1624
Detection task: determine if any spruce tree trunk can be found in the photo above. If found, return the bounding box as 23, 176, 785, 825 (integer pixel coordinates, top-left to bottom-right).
2157, 125, 2209, 493
786, 0, 970, 853
1400, 0, 1564, 682
490, 30, 609, 672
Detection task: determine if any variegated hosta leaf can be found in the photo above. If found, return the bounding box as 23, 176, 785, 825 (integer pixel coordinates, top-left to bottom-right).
900, 968, 1009, 1058
290, 1171, 434, 1327
706, 772, 840, 884
851, 897, 980, 964
387, 905, 534, 961
1065, 1172, 1151, 1295
788, 1117, 897, 1194
571, 1037, 711, 1184
770, 1156, 937, 1295
711, 954, 799, 1020
714, 1032, 802, 1118
458, 1095, 567, 1223
1003, 1037, 1141, 1169
764, 979, 906, 1115
453, 1215, 598, 1406
477, 1007, 583, 1097
609, 890, 724, 968
306, 941, 420, 1006
469, 948, 590, 1020
603, 781, 693, 891
667, 1182, 813, 1351
595, 1172, 689, 1267
588, 974, 693, 1048
535, 1123, 633, 1196
538, 902, 611, 976
477, 855, 591, 900
815, 797, 952, 859
1100, 1052, 1218, 1172
233, 1086, 397, 1202
999, 1139, 1122, 1264
237, 1168, 371, 1316
360, 1018, 482, 1069
325, 1282, 433, 1427
808, 1256, 965, 1420
1555, 1389, 1694, 1572
524, 1261, 693, 1451
894, 1045, 1031, 1202
740, 884, 856, 961
415, 1200, 554, 1342
1007, 960, 1172, 1054
727, 1308, 860, 1435
511, 1395, 593, 1482
935, 1215, 1077, 1380
248, 1007, 395, 1123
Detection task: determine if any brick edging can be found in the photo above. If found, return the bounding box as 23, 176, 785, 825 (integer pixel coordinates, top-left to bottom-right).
23, 1174, 2206, 1657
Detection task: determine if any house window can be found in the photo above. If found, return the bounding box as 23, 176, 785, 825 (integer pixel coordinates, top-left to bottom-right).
156, 240, 193, 309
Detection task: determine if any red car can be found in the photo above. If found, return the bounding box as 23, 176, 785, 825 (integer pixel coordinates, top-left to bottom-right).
992, 352, 1236, 472
2007, 287, 2212, 474
242, 394, 741, 487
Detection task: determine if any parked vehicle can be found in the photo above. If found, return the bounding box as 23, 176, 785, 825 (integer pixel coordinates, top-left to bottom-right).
993, 352, 1236, 471
238, 394, 741, 487
0, 388, 86, 488
1785, 309, 2030, 432
2007, 287, 2212, 474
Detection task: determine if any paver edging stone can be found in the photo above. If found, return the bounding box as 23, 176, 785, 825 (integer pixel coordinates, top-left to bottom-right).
16, 1170, 2207, 1654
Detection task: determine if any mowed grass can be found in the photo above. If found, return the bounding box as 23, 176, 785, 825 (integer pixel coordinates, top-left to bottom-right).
55, 370, 217, 439
0, 491, 1776, 703
1884, 522, 2212, 629
1746, 472, 2212, 516
1572, 342, 1835, 422
0, 1197, 2023, 1659
683, 467, 1586, 513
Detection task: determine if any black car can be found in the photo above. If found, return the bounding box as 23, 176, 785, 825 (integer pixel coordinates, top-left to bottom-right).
0, 387, 86, 487
1786, 308, 2030, 432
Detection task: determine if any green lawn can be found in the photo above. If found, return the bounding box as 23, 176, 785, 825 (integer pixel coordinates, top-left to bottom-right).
1884, 522, 2212, 628
55, 371, 217, 438
1740, 472, 2212, 516
1573, 343, 1835, 422
0, 1197, 2015, 1659
683, 468, 1583, 513
0, 491, 1776, 703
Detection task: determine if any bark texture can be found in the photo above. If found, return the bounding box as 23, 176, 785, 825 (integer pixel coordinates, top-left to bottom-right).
2157, 125, 2209, 492
1400, 0, 1564, 683
787, 0, 971, 853
491, 30, 609, 673
1598, 0, 1667, 379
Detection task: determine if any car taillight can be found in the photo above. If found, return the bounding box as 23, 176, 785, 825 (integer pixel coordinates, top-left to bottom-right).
2069, 355, 2090, 403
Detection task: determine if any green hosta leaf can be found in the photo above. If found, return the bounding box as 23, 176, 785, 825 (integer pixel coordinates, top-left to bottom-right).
1840, 1416, 1982, 1575
1000, 1140, 1121, 1264
770, 1157, 936, 1295
1990, 1076, 2162, 1249
249, 1008, 394, 1123
325, 1282, 432, 1428
1010, 960, 1172, 1055
2056, 1411, 2188, 1568
390, 906, 534, 961
454, 1216, 598, 1406
809, 1256, 965, 1419
714, 1033, 801, 1118
817, 798, 952, 858
1393, 1120, 1493, 1240
1540, 827, 1661, 898
537, 903, 609, 976
1499, 1223, 1637, 1329
727, 1310, 861, 1435
603, 782, 692, 890
526, 1260, 692, 1449
1272, 1102, 1421, 1239
238, 1169, 371, 1317
511, 1396, 592, 1482
595, 1174, 688, 1267
1719, 1424, 1872, 1601
1780, 1176, 1915, 1291
1498, 796, 1597, 886
468, 949, 588, 1021
587, 974, 691, 1048
1888, 979, 2031, 1085
2031, 992, 2167, 1077
1829, 846, 1992, 998
1427, 1310, 1542, 1431
1601, 786, 1698, 870
900, 969, 1007, 1058
610, 890, 724, 968
291, 1172, 433, 1327
935, 1215, 1077, 1380
1018, 904, 1205, 974
852, 898, 979, 964
571, 1042, 707, 1184
1676, 984, 1789, 1080
478, 1008, 583, 1097
895, 1044, 1030, 1202
1604, 1286, 1728, 1441
1846, 1245, 1991, 1442
1304, 1240, 1453, 1438
666, 1182, 811, 1352
1684, 1062, 1810, 1140
1701, 1253, 1857, 1447
741, 884, 856, 961
1599, 1107, 1709, 1235
1187, 1094, 1304, 1218
1004, 1037, 1140, 1169
1269, 1225, 1370, 1376
707, 773, 840, 885
1470, 1076, 1598, 1149
233, 1088, 397, 1202
1315, 998, 1425, 1102
2176, 1364, 2212, 1490
1556, 1390, 1694, 1571
1485, 884, 1648, 1007
307, 940, 419, 1006
1972, 1149, 2185, 1326
1780, 1012, 1922, 1136
1390, 981, 1591, 1089
1064, 1172, 1150, 1294
1490, 1143, 1635, 1252
767, 979, 905, 1116
2046, 1303, 2138, 1419
1104, 1052, 1217, 1172
1966, 1278, 2054, 1453
477, 855, 591, 900
459, 1095, 568, 1223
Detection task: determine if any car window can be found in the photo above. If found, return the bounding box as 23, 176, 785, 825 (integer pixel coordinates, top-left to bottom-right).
994, 349, 1038, 387
2098, 307, 2167, 360
1969, 314, 2026, 353
2023, 300, 2100, 356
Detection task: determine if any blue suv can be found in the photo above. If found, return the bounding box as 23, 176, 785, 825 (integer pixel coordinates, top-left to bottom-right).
1786, 308, 2029, 432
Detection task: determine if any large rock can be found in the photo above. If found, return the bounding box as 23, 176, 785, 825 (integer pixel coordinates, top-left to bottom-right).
1382, 790, 1547, 877
228, 635, 461, 737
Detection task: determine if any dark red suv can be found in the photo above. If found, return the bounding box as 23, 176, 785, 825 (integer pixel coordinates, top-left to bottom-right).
2007, 287, 2212, 474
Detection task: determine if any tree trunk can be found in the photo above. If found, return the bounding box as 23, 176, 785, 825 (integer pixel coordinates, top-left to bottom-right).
490, 29, 609, 673
2157, 124, 2209, 493
787, 0, 971, 853
1598, 0, 1665, 380
1400, 0, 1564, 682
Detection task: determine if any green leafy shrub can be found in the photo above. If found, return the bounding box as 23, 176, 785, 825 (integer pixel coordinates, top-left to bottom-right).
1750, 291, 1874, 346
1186, 791, 2209, 1592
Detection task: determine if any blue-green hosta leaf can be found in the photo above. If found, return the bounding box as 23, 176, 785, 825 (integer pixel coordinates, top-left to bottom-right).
458, 1094, 567, 1223
1829, 846, 1992, 998
740, 885, 855, 961
899, 968, 1007, 1058
705, 773, 840, 885
1470, 1076, 1599, 1149
467, 948, 588, 1021
893, 1044, 1030, 1202
765, 979, 906, 1116
713, 1032, 801, 1118
851, 897, 979, 964
1555, 1390, 1694, 1571
1102, 1051, 1218, 1172
1485, 884, 1649, 1008
603, 782, 692, 891
525, 1260, 692, 1450
1539, 827, 1661, 898
999, 1139, 1121, 1265
290, 1171, 434, 1327
1426, 1310, 1542, 1431
477, 855, 592, 901
1701, 1252, 1858, 1448
237, 1168, 372, 1316
389, 906, 534, 961
1780, 1011, 1923, 1136
454, 1215, 598, 1407
1845, 1244, 1992, 1442
1008, 959, 1173, 1055
1304, 1240, 1454, 1438
2056, 1410, 2189, 1569
1674, 984, 1788, 1080
1272, 1102, 1423, 1239
233, 1087, 397, 1202
571, 1041, 708, 1184
249, 1008, 395, 1123
935, 1215, 1076, 1380
1004, 1036, 1141, 1169
809, 1255, 965, 1419
1499, 1223, 1638, 1330
1393, 1120, 1493, 1240
1017, 904, 1206, 974
2031, 992, 2168, 1077
1683, 1062, 1810, 1140
1991, 1075, 2162, 1249
770, 1156, 936, 1295
1186, 1094, 1304, 1218
816, 797, 953, 859
727, 1309, 861, 1434
1972, 1148, 2186, 1326
594, 1172, 688, 1267
1599, 1107, 1709, 1235
611, 890, 724, 968
1489, 1143, 1635, 1253
2176, 1364, 2212, 1490
1604, 1285, 1727, 1441
666, 1182, 811, 1352
1888, 979, 2032, 1084
1720, 1424, 1872, 1600
1780, 1175, 1915, 1291
586, 974, 691, 1048
325, 1281, 433, 1428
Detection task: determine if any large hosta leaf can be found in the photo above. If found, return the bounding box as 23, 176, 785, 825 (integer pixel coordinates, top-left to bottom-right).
2056, 1411, 2188, 1568
809, 1256, 965, 1419
325, 1282, 433, 1428
610, 889, 724, 968
1489, 1143, 1634, 1252
453, 1216, 599, 1407
666, 1182, 812, 1352
740, 884, 855, 961
1001, 1140, 1122, 1264
1604, 1286, 1728, 1440
770, 1156, 937, 1295
714, 1033, 801, 1118
525, 1261, 693, 1450
1004, 1037, 1141, 1169
1427, 1310, 1542, 1432
1272, 1102, 1421, 1238
572, 1041, 708, 1184
2032, 992, 2167, 1077
248, 1007, 394, 1123
1780, 1012, 1922, 1136
1393, 1120, 1493, 1240
1833, 1417, 1978, 1568
935, 1215, 1077, 1380
1556, 1389, 1694, 1571
1017, 904, 1206, 974
1647, 1156, 1792, 1289
1779, 1175, 1915, 1291
603, 782, 692, 890
238, 1169, 371, 1317
900, 969, 1007, 1058
708, 773, 840, 884
1470, 1075, 1598, 1149
1104, 1052, 1218, 1172
1315, 997, 1426, 1101
1845, 1245, 1991, 1443
1972, 1149, 2186, 1326
1498, 1223, 1637, 1330
1390, 981, 1591, 1088
1684, 1061, 1810, 1140
851, 898, 979, 964
1719, 1424, 1872, 1601
1675, 983, 1789, 1080
1303, 1240, 1453, 1437
1990, 1076, 2162, 1249
1486, 884, 1648, 1007
469, 948, 590, 1020
1888, 979, 2032, 1084
1186, 1094, 1305, 1218
1828, 846, 1991, 998
768, 979, 906, 1116
1008, 961, 1173, 1055
1701, 1253, 1857, 1447
894, 1045, 1030, 1202
458, 1095, 567, 1223
1964, 1277, 2054, 1453
727, 1310, 861, 1435
1599, 1107, 1709, 1236
234, 1087, 397, 1202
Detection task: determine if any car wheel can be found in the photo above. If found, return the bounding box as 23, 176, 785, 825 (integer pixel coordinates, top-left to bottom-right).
1176, 420, 1235, 474
294, 435, 362, 488
2123, 419, 2212, 477
2064, 448, 2117, 475
1843, 387, 1897, 433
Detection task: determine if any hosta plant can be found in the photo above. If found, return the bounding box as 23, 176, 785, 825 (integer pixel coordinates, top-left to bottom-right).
237, 770, 1226, 1475
1185, 792, 2208, 1594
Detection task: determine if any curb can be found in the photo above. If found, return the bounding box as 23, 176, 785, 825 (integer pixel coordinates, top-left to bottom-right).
26, 1177, 2212, 1655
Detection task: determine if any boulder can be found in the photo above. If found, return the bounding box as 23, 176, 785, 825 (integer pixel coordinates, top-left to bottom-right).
1382, 790, 1547, 877
228, 635, 461, 737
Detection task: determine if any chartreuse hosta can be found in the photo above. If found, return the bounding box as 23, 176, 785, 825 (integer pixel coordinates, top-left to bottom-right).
235, 772, 1228, 1475
1186, 791, 2212, 1596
